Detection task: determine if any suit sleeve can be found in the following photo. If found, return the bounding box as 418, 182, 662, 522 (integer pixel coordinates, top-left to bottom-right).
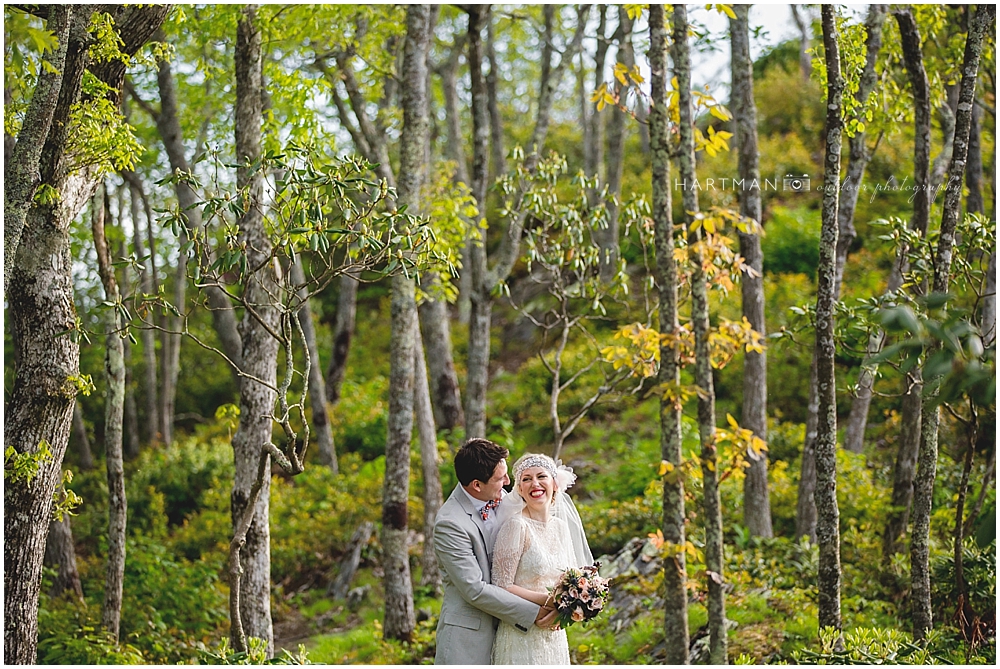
434, 516, 539, 630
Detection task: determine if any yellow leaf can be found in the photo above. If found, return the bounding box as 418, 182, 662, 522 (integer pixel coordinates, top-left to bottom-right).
659, 460, 675, 476
703, 217, 716, 234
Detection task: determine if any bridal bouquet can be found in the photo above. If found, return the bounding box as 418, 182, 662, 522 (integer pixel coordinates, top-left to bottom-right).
548, 562, 609, 628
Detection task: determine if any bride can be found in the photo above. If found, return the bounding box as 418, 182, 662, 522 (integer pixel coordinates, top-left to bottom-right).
491, 453, 594, 665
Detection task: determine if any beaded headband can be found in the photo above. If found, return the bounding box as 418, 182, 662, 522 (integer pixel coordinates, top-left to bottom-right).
513, 454, 558, 482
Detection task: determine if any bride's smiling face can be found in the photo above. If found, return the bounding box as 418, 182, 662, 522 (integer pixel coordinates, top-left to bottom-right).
518, 466, 556, 510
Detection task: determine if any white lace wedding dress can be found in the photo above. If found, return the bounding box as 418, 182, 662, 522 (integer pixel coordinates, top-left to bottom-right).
491, 514, 576, 665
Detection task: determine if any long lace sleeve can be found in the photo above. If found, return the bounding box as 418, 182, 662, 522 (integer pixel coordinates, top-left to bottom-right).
492, 517, 529, 589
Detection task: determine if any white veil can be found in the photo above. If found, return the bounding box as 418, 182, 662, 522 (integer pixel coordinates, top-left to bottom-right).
494, 455, 594, 568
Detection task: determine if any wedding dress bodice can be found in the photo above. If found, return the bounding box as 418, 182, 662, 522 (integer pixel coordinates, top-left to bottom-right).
491, 515, 576, 665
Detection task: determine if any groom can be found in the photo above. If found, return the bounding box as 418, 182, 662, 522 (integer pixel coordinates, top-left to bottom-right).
433, 438, 556, 664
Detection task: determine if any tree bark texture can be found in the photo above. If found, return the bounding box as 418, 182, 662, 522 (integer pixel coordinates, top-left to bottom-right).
291, 260, 337, 473
464, 5, 492, 440
598, 6, 633, 283
414, 323, 443, 591
585, 5, 610, 193
911, 4, 993, 641
4, 6, 168, 662
877, 9, 935, 561
881, 377, 922, 563
44, 512, 84, 602
129, 178, 160, 444
419, 288, 464, 431
486, 13, 506, 181
730, 4, 773, 539
804, 5, 889, 478
382, 4, 432, 642
230, 7, 276, 655
91, 185, 127, 641
4, 5, 72, 293
649, 6, 690, 662
325, 270, 359, 404
119, 229, 141, 460
815, 5, 844, 635
673, 6, 726, 663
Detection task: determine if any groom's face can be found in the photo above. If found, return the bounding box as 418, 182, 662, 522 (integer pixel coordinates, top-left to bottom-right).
475, 459, 509, 502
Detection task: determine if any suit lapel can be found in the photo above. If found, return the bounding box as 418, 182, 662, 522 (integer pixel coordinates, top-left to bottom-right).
453, 485, 491, 558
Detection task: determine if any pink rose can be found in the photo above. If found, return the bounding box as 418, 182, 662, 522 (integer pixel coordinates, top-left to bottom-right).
572, 607, 585, 622
578, 578, 588, 590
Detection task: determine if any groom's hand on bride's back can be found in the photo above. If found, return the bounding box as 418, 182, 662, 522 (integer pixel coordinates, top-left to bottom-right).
534, 606, 557, 628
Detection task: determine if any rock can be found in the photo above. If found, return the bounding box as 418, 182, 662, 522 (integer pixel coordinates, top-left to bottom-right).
346, 584, 371, 611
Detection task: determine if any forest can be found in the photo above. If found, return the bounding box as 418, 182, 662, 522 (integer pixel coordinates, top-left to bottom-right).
2, 3, 996, 665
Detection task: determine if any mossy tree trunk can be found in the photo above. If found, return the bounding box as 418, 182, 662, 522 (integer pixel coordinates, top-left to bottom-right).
815, 4, 845, 636
649, 5, 689, 663
673, 5, 726, 663
880, 7, 933, 564
730, 3, 773, 539
90, 183, 127, 641
382, 4, 433, 642
230, 6, 276, 655
4, 6, 168, 662
911, 3, 993, 641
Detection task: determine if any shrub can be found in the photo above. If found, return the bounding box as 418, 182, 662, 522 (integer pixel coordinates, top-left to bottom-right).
127, 436, 235, 535
761, 206, 821, 277
330, 377, 389, 461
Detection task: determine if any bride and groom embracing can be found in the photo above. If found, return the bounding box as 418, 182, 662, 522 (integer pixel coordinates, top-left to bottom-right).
433, 438, 595, 665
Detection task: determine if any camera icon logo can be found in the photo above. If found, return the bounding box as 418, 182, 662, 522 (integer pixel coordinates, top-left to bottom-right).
783, 174, 810, 192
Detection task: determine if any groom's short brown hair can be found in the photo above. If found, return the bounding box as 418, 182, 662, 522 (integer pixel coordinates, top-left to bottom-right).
455, 438, 508, 486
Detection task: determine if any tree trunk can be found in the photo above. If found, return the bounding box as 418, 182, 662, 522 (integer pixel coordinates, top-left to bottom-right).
464, 5, 492, 440
598, 6, 632, 283
673, 6, 726, 662
983, 251, 996, 348
965, 101, 984, 216
437, 34, 470, 185
128, 177, 160, 444
382, 4, 432, 643
877, 8, 934, 561
881, 377, 922, 562
730, 4, 773, 539
486, 12, 506, 181
832, 5, 887, 303
796, 355, 819, 541
4, 7, 168, 662
230, 7, 276, 654
419, 288, 464, 431
152, 49, 243, 417
91, 184, 128, 641
325, 270, 359, 404
414, 322, 443, 592
291, 259, 337, 473
463, 3, 586, 439
44, 512, 84, 602
649, 6, 689, 662
791, 5, 812, 82
119, 230, 141, 460
911, 4, 993, 641
72, 399, 94, 471
4, 5, 72, 293
586, 5, 610, 194
815, 5, 845, 636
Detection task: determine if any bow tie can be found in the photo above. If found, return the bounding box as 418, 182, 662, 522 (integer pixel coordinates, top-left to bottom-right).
481, 498, 500, 521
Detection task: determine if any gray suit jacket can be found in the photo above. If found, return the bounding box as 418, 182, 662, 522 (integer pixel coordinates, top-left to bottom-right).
433, 485, 538, 664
